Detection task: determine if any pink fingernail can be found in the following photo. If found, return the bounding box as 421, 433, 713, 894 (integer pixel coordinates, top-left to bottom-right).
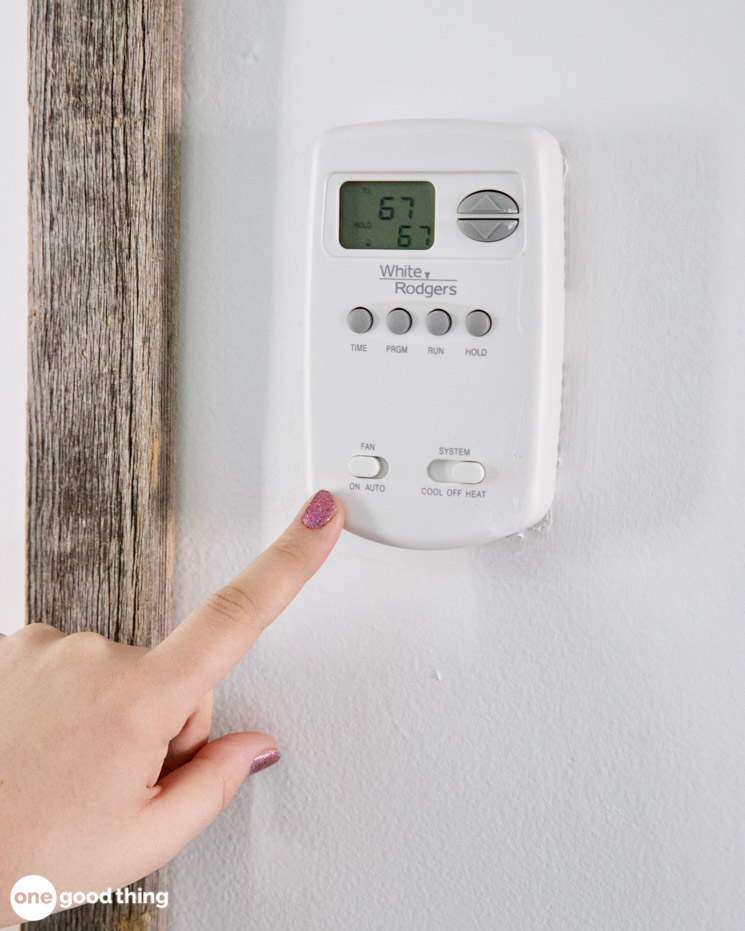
250, 748, 280, 775
302, 490, 338, 529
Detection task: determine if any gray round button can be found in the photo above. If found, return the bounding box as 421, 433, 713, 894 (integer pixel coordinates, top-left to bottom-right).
457, 218, 519, 242
458, 190, 519, 215
426, 309, 451, 336
465, 310, 492, 337
387, 307, 412, 335
347, 306, 373, 334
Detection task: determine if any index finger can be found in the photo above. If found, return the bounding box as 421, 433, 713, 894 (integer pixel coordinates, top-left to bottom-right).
140, 491, 344, 705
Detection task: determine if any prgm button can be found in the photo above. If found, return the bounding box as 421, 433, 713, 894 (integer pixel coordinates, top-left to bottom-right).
386, 307, 412, 334
427, 459, 485, 484
348, 455, 388, 479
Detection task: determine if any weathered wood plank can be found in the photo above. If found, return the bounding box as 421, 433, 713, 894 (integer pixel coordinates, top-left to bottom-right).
27, 1, 181, 928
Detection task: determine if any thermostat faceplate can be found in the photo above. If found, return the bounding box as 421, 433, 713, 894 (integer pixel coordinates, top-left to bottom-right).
305, 120, 564, 549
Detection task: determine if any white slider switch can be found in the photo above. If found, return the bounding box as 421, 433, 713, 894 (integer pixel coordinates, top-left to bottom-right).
427, 459, 485, 484
348, 455, 387, 479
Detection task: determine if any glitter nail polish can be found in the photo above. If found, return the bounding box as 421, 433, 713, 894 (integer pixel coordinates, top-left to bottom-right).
302, 490, 338, 529
250, 748, 280, 775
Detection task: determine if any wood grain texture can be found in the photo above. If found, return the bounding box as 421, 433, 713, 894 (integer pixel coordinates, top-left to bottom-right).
27, 1, 181, 928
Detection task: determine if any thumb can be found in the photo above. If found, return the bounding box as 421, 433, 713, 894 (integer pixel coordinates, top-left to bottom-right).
142, 732, 279, 858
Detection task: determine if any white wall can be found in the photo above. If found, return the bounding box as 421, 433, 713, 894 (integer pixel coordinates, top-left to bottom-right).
0, 9, 28, 931
0, 4, 27, 642
173, 1, 745, 928
173, 0, 745, 928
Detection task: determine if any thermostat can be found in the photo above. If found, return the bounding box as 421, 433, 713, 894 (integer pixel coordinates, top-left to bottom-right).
305, 120, 565, 549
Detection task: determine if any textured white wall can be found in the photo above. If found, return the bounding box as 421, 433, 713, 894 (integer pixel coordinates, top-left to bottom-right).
0, 2, 27, 642
0, 7, 28, 929
174, 1, 745, 928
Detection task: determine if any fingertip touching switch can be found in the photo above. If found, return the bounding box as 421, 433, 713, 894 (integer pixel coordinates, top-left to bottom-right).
307, 121, 565, 548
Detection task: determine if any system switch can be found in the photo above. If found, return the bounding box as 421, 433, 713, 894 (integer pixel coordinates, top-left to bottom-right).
427, 459, 485, 484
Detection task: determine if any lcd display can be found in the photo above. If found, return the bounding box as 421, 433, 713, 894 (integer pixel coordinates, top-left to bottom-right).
339, 181, 435, 250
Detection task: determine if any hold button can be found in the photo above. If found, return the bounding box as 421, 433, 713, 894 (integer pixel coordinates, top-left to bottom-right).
427, 459, 485, 484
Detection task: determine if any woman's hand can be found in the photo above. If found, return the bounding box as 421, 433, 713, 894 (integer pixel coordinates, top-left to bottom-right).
0, 490, 342, 925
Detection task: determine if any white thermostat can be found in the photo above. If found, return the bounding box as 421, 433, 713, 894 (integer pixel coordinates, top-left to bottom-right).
305, 120, 564, 549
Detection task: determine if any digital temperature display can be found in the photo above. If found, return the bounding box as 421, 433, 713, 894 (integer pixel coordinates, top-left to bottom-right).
339, 181, 435, 250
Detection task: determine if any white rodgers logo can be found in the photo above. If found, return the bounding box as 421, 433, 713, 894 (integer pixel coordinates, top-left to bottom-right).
10, 875, 169, 920
9, 875, 57, 920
